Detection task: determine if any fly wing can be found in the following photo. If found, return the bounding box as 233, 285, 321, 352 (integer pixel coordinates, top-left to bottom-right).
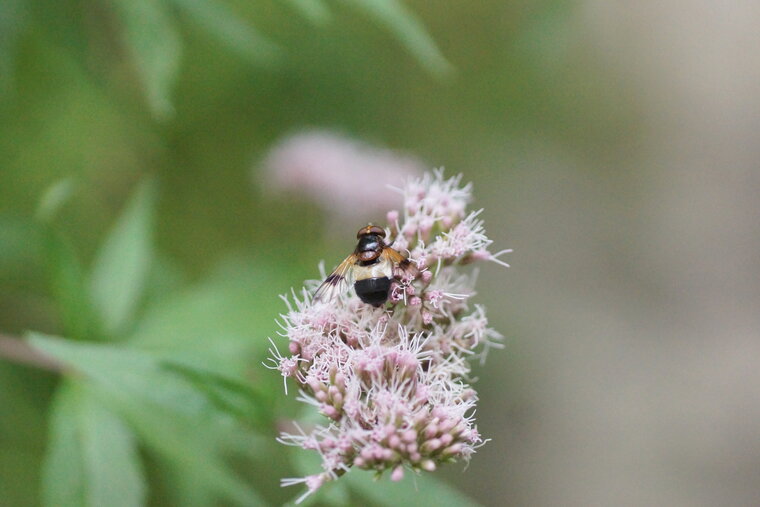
380, 247, 418, 281
313, 253, 357, 303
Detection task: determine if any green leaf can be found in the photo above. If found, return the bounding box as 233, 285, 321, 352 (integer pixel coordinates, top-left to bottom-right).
29, 333, 268, 506
111, 0, 182, 119
0, 363, 50, 506
30, 179, 99, 340
27, 332, 273, 441
286, 0, 331, 25
168, 0, 279, 64
150, 427, 274, 507
159, 360, 271, 427
42, 381, 146, 507
28, 332, 216, 420
344, 468, 482, 507
129, 259, 284, 379
113, 398, 267, 507
36, 178, 78, 223
157, 456, 217, 507
340, 0, 453, 78
140, 254, 187, 308
44, 229, 99, 341
89, 179, 156, 338
27, 332, 266, 423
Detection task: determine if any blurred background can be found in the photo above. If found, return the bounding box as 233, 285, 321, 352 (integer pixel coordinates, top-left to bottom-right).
2, 0, 759, 506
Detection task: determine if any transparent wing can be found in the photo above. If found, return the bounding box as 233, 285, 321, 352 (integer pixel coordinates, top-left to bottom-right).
313, 253, 357, 303
381, 247, 418, 281
381, 246, 406, 264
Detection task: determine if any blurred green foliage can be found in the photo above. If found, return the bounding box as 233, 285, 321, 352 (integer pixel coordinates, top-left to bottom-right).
0, 0, 633, 505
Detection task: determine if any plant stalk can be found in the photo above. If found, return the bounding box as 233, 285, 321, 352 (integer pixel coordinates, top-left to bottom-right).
0, 333, 64, 373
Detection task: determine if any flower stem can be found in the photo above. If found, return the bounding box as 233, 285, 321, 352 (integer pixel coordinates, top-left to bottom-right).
0, 333, 64, 373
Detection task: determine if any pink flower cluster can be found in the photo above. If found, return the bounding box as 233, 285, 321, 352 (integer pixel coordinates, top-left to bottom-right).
267, 170, 509, 503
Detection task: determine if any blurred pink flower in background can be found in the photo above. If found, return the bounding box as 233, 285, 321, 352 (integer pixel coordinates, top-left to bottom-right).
260, 130, 425, 222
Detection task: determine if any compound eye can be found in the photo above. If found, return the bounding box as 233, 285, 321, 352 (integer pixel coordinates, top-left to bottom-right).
357, 225, 387, 238
368, 225, 386, 237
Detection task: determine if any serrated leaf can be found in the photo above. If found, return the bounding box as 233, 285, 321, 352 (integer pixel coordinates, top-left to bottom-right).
42, 381, 146, 507
340, 0, 453, 78
168, 0, 279, 64
344, 468, 482, 507
111, 0, 182, 119
90, 179, 156, 338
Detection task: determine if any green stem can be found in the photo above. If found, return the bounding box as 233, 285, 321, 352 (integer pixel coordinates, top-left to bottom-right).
0, 333, 64, 373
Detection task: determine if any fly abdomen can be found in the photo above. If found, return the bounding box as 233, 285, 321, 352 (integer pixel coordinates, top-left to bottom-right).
354, 277, 391, 307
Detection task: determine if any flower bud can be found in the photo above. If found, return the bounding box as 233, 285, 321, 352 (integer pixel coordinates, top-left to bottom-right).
420, 459, 436, 472
402, 430, 417, 443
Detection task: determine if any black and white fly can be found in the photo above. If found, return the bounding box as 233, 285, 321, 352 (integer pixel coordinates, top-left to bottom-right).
314, 225, 415, 307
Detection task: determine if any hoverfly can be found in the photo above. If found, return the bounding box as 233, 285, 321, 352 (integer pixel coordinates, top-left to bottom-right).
314, 225, 413, 307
